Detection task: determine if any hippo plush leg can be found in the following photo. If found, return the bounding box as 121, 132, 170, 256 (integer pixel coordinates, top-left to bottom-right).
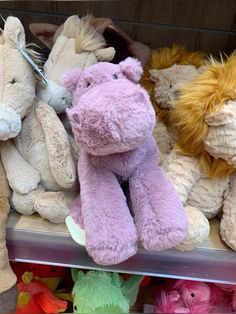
129, 154, 188, 251
79, 153, 137, 265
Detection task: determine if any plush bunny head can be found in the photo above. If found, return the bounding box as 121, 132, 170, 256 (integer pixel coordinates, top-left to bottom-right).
65, 57, 155, 156
37, 15, 115, 114
149, 64, 200, 109
0, 16, 36, 140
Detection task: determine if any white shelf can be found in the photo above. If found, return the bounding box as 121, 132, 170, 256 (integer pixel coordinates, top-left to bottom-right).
6, 212, 236, 284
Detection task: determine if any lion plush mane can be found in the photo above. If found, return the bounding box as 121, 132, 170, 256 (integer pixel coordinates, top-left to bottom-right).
171, 53, 236, 178
140, 45, 205, 126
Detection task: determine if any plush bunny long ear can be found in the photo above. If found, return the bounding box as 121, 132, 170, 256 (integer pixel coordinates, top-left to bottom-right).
119, 57, 143, 83
29, 22, 59, 48
63, 69, 81, 93
4, 16, 25, 47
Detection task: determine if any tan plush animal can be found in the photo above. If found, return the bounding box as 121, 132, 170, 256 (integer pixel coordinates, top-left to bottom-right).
11, 15, 117, 223
0, 16, 39, 313
165, 53, 236, 250
141, 45, 206, 164
0, 16, 76, 224
35, 15, 115, 115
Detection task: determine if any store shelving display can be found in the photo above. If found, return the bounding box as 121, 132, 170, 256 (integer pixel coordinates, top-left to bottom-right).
1, 1, 236, 295
7, 212, 236, 285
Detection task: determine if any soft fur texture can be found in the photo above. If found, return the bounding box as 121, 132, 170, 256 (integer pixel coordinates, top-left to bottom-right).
11, 99, 77, 223
0, 16, 76, 224
0, 16, 34, 313
140, 46, 205, 163
140, 45, 205, 123
166, 53, 236, 250
72, 270, 143, 313
37, 15, 115, 112
65, 58, 188, 265
139, 46, 209, 250
171, 53, 236, 178
155, 280, 232, 314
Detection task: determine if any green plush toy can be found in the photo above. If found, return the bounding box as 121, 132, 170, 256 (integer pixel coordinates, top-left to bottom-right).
71, 270, 143, 313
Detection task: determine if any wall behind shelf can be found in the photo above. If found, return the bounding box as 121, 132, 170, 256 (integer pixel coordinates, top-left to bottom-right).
0, 0, 236, 54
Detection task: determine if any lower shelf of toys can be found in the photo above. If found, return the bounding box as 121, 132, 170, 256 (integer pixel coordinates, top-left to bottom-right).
7, 212, 236, 285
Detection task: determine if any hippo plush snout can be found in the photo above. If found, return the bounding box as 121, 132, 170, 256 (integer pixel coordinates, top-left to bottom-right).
65, 58, 156, 155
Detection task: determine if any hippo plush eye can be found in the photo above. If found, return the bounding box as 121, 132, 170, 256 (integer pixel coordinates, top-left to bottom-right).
9, 78, 16, 84
112, 74, 118, 80
86, 81, 91, 87
74, 305, 77, 311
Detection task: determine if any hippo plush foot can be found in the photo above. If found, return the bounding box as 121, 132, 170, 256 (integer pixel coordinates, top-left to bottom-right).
87, 233, 138, 266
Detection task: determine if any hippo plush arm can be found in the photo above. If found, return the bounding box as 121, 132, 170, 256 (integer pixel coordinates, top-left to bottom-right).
129, 137, 188, 251
77, 149, 138, 265
0, 141, 41, 194
35, 100, 76, 189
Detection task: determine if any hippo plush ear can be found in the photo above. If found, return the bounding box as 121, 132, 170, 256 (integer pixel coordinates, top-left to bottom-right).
119, 57, 143, 83
63, 69, 81, 93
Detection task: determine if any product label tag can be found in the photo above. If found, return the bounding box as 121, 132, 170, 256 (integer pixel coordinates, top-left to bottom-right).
18, 46, 48, 84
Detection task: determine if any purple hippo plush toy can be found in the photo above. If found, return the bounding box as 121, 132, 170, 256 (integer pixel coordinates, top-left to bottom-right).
64, 57, 188, 265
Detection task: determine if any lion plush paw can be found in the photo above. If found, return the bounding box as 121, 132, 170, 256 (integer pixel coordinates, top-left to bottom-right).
176, 205, 210, 251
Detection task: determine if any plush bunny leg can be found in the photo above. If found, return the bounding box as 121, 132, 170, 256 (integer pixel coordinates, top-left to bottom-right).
34, 190, 76, 223
35, 100, 76, 189
129, 150, 188, 251
11, 185, 45, 215
0, 199, 17, 314
79, 150, 137, 265
1, 141, 40, 194
12, 186, 75, 224
221, 173, 236, 250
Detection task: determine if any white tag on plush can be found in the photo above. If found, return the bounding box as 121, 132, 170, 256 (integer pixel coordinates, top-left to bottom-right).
18, 46, 48, 84
66, 216, 86, 246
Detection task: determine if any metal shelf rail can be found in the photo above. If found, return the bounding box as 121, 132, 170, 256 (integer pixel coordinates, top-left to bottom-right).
6, 212, 236, 284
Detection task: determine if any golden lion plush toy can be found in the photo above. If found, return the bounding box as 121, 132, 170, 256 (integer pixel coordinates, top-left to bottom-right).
141, 45, 205, 164
165, 53, 236, 250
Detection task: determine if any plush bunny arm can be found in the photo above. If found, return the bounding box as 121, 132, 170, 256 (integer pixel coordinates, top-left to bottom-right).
163, 149, 201, 204
152, 121, 173, 164
129, 138, 188, 251
78, 149, 137, 265
0, 141, 41, 194
220, 173, 236, 250
35, 100, 76, 189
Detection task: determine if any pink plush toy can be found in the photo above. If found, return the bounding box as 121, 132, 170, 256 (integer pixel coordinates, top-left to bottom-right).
154, 280, 232, 313
64, 57, 188, 265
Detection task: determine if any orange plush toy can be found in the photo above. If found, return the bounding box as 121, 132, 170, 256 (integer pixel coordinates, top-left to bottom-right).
16, 272, 68, 314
